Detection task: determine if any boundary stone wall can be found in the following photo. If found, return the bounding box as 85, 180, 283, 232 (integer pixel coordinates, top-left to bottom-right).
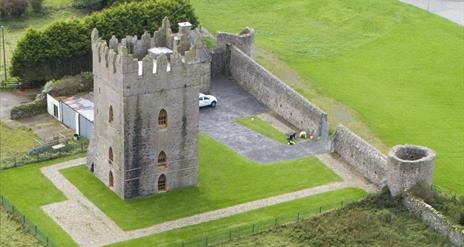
332, 125, 387, 186
403, 195, 464, 247
228, 46, 328, 138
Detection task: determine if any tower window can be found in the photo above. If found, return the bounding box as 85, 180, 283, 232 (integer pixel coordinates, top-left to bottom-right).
109, 105, 114, 123
158, 174, 166, 192
158, 151, 167, 169
158, 109, 167, 128
109, 171, 114, 187
108, 147, 113, 164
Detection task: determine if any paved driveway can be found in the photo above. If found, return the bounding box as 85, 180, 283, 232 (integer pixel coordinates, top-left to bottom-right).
0, 89, 37, 119
199, 78, 329, 163
401, 0, 464, 25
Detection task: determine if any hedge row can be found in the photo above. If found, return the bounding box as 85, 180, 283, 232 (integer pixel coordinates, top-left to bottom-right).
10, 99, 47, 119
10, 0, 198, 84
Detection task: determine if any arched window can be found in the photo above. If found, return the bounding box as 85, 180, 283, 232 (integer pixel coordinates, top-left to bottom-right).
108, 147, 113, 164
158, 109, 167, 128
109, 171, 114, 187
109, 105, 114, 123
158, 174, 166, 192
158, 151, 167, 169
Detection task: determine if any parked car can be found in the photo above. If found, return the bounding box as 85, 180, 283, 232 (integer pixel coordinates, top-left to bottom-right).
199, 93, 217, 108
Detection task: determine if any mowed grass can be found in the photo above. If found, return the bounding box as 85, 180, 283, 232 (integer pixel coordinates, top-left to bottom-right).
191, 0, 464, 195
236, 115, 288, 144
108, 188, 367, 247
61, 134, 340, 230
0, 155, 85, 247
0, 121, 38, 159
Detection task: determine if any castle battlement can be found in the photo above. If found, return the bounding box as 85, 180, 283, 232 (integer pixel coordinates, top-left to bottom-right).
91, 17, 206, 90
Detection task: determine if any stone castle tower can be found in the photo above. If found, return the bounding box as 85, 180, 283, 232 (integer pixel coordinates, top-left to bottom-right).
87, 18, 210, 200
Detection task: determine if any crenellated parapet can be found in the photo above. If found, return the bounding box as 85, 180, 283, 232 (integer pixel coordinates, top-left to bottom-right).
91, 17, 207, 91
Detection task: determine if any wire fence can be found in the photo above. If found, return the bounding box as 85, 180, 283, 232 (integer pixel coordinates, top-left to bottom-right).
168, 198, 359, 247
0, 194, 56, 247
0, 141, 88, 170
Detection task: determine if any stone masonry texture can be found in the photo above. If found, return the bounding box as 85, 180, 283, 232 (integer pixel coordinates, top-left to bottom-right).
403, 195, 464, 247
87, 18, 205, 199
332, 125, 387, 187
228, 46, 328, 138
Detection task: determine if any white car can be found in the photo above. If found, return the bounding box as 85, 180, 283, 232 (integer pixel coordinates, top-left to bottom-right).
199, 93, 217, 108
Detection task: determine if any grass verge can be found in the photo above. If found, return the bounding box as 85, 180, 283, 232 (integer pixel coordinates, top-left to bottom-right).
236, 115, 288, 144
108, 188, 366, 247
62, 134, 340, 230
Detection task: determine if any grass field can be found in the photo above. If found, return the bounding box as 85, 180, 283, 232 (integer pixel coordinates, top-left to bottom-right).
219, 190, 453, 247
0, 0, 86, 81
236, 115, 287, 144
191, 0, 464, 196
109, 188, 366, 247
62, 134, 339, 230
0, 121, 39, 159
0, 205, 43, 247
0, 154, 86, 247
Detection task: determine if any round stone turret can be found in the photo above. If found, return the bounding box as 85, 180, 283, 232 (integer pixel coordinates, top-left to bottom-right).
386, 144, 436, 197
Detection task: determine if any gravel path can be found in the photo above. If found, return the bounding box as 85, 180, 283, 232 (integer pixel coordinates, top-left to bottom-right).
40, 158, 353, 246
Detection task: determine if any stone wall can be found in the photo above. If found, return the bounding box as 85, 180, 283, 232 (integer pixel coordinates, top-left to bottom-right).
403, 195, 464, 247
229, 46, 328, 138
331, 125, 387, 186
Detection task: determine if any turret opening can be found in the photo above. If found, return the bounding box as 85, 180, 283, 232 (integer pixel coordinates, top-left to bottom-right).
391, 145, 432, 162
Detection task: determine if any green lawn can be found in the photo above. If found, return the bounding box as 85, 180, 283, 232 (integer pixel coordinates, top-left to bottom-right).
109, 188, 366, 247
62, 134, 339, 230
0, 154, 85, 247
236, 115, 288, 144
0, 121, 38, 159
191, 0, 464, 196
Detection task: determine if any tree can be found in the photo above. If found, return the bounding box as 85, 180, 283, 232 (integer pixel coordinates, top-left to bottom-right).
30, 0, 43, 13
0, 0, 29, 17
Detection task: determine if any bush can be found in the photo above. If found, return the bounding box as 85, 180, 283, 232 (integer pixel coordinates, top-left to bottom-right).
10, 98, 47, 119
0, 0, 28, 17
30, 0, 43, 13
10, 0, 198, 85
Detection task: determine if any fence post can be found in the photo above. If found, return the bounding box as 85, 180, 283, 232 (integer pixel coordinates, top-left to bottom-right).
252, 224, 255, 233
46, 236, 49, 246
319, 206, 322, 213
22, 215, 25, 224
204, 236, 208, 247
229, 229, 232, 240
297, 212, 300, 222
34, 225, 37, 236
274, 218, 278, 226
12, 205, 14, 214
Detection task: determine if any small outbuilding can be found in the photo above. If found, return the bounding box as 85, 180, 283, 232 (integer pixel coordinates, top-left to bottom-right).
46, 94, 94, 139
